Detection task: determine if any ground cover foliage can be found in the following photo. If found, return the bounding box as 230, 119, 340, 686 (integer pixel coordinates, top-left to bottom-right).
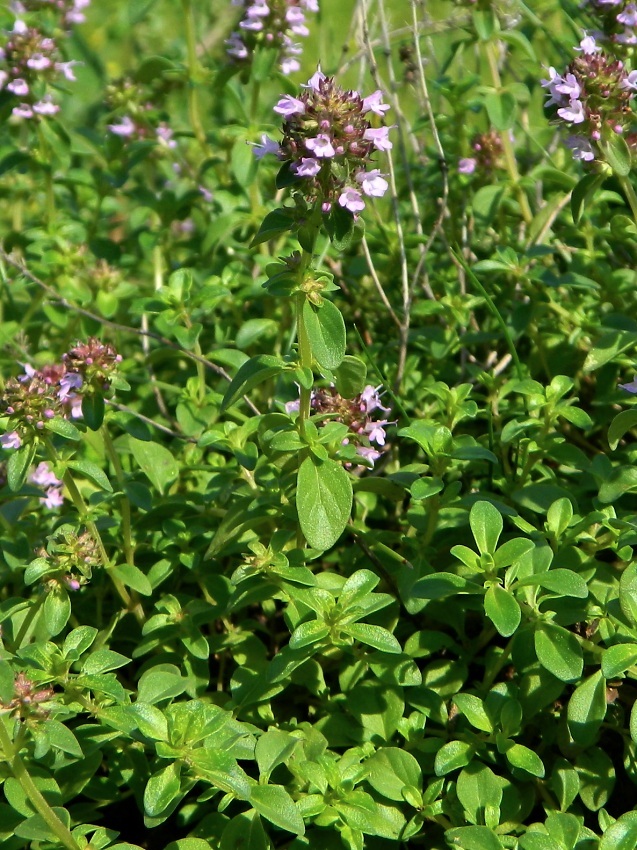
1, 0, 637, 848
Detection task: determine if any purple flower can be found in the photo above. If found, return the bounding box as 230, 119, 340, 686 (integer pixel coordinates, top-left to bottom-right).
303, 67, 326, 91
618, 4, 637, 26
619, 374, 637, 393
576, 34, 601, 54
362, 90, 390, 116
27, 53, 52, 70
565, 135, 595, 161
156, 123, 177, 148
620, 70, 637, 91
0, 431, 22, 449
33, 97, 60, 116
108, 116, 136, 137
29, 462, 62, 489
360, 385, 391, 414
293, 157, 321, 177
58, 371, 83, 401
7, 78, 29, 96
301, 0, 319, 10
12, 104, 33, 119
356, 445, 381, 465
557, 98, 586, 124
42, 487, 64, 509
555, 73, 581, 100
458, 157, 477, 174
355, 169, 389, 197
63, 575, 81, 591
366, 420, 388, 446
305, 134, 336, 157
226, 33, 248, 59
616, 28, 637, 44
338, 187, 365, 213
363, 126, 393, 151
253, 133, 280, 159
199, 185, 214, 202
285, 399, 300, 414
286, 7, 309, 36
273, 95, 306, 117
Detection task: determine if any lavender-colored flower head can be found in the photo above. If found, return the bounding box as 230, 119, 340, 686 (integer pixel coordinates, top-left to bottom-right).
461, 130, 504, 176
581, 2, 637, 51
0, 12, 85, 120
288, 384, 392, 467
226, 0, 318, 75
541, 33, 637, 162
12, 0, 91, 27
261, 69, 392, 217
62, 337, 122, 395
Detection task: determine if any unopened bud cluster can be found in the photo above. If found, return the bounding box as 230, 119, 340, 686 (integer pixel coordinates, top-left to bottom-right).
34, 524, 99, 589
0, 672, 54, 721
0, 14, 83, 120
287, 384, 391, 465
542, 35, 637, 162
12, 0, 91, 27
582, 1, 637, 49
0, 338, 121, 450
458, 130, 504, 175
256, 69, 392, 216
226, 0, 318, 75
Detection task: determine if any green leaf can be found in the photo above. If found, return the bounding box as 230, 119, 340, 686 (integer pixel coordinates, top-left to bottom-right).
220, 812, 269, 850
453, 693, 493, 733
620, 563, 637, 625
365, 748, 422, 802
7, 441, 37, 491
434, 740, 474, 776
603, 134, 632, 177
445, 825, 504, 850
144, 762, 182, 817
484, 585, 520, 637
334, 356, 367, 398
338, 569, 380, 608
81, 393, 105, 430
484, 90, 517, 131
599, 812, 637, 850
128, 437, 179, 495
412, 572, 483, 599
297, 456, 352, 550
546, 498, 573, 538
251, 208, 296, 247
43, 589, 71, 636
500, 739, 545, 777
45, 417, 81, 441
470, 501, 502, 555
289, 619, 330, 649
14, 809, 72, 843
255, 730, 298, 776
67, 460, 113, 492
493, 538, 534, 569
608, 409, 637, 450
221, 354, 284, 411
344, 623, 401, 654
602, 644, 637, 678
631, 700, 637, 743
456, 763, 502, 827
571, 172, 605, 225
599, 466, 637, 504
567, 670, 607, 746
81, 649, 130, 675
249, 785, 305, 835
519, 833, 562, 850
576, 747, 615, 811
302, 298, 346, 370
109, 563, 152, 596
535, 623, 583, 683
46, 719, 83, 757
515, 569, 588, 598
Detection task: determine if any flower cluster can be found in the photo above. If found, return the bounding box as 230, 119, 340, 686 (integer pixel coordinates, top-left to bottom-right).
226, 0, 318, 75
0, 17, 82, 120
12, 0, 90, 27
582, 1, 637, 49
0, 338, 121, 450
29, 461, 63, 509
541, 34, 637, 162
35, 524, 99, 589
458, 130, 504, 175
0, 672, 54, 721
287, 384, 392, 465
257, 69, 392, 216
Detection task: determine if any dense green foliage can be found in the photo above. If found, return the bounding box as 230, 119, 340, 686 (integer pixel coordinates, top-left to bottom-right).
1, 1, 637, 849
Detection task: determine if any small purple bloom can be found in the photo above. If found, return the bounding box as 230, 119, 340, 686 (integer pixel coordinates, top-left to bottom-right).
366, 421, 388, 446
355, 169, 389, 197
360, 385, 391, 414
620, 70, 637, 91
458, 157, 477, 174
7, 78, 29, 96
0, 431, 22, 449
619, 374, 637, 393
303, 67, 326, 91
33, 97, 60, 116
59, 371, 83, 401
557, 98, 586, 124
363, 126, 393, 151
293, 157, 321, 177
108, 116, 136, 137
356, 445, 381, 465
565, 135, 595, 162
305, 134, 336, 158
576, 34, 601, 54
362, 90, 390, 116
27, 53, 52, 70
30, 462, 62, 489
285, 399, 300, 414
253, 133, 280, 159
63, 575, 81, 591
226, 33, 248, 59
273, 95, 306, 117
618, 4, 637, 26
42, 487, 64, 509
555, 73, 581, 100
286, 7, 308, 36
338, 187, 365, 213
12, 104, 33, 119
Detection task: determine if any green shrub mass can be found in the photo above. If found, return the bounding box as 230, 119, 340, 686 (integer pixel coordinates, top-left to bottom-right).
2, 1, 637, 849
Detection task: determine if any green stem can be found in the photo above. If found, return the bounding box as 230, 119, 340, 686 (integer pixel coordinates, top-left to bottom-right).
101, 425, 134, 567
295, 291, 313, 437
181, 0, 207, 151
484, 41, 533, 226
193, 339, 207, 403
0, 722, 81, 850
12, 593, 46, 650
619, 175, 637, 224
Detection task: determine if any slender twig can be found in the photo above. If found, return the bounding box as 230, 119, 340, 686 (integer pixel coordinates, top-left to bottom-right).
361, 235, 401, 328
